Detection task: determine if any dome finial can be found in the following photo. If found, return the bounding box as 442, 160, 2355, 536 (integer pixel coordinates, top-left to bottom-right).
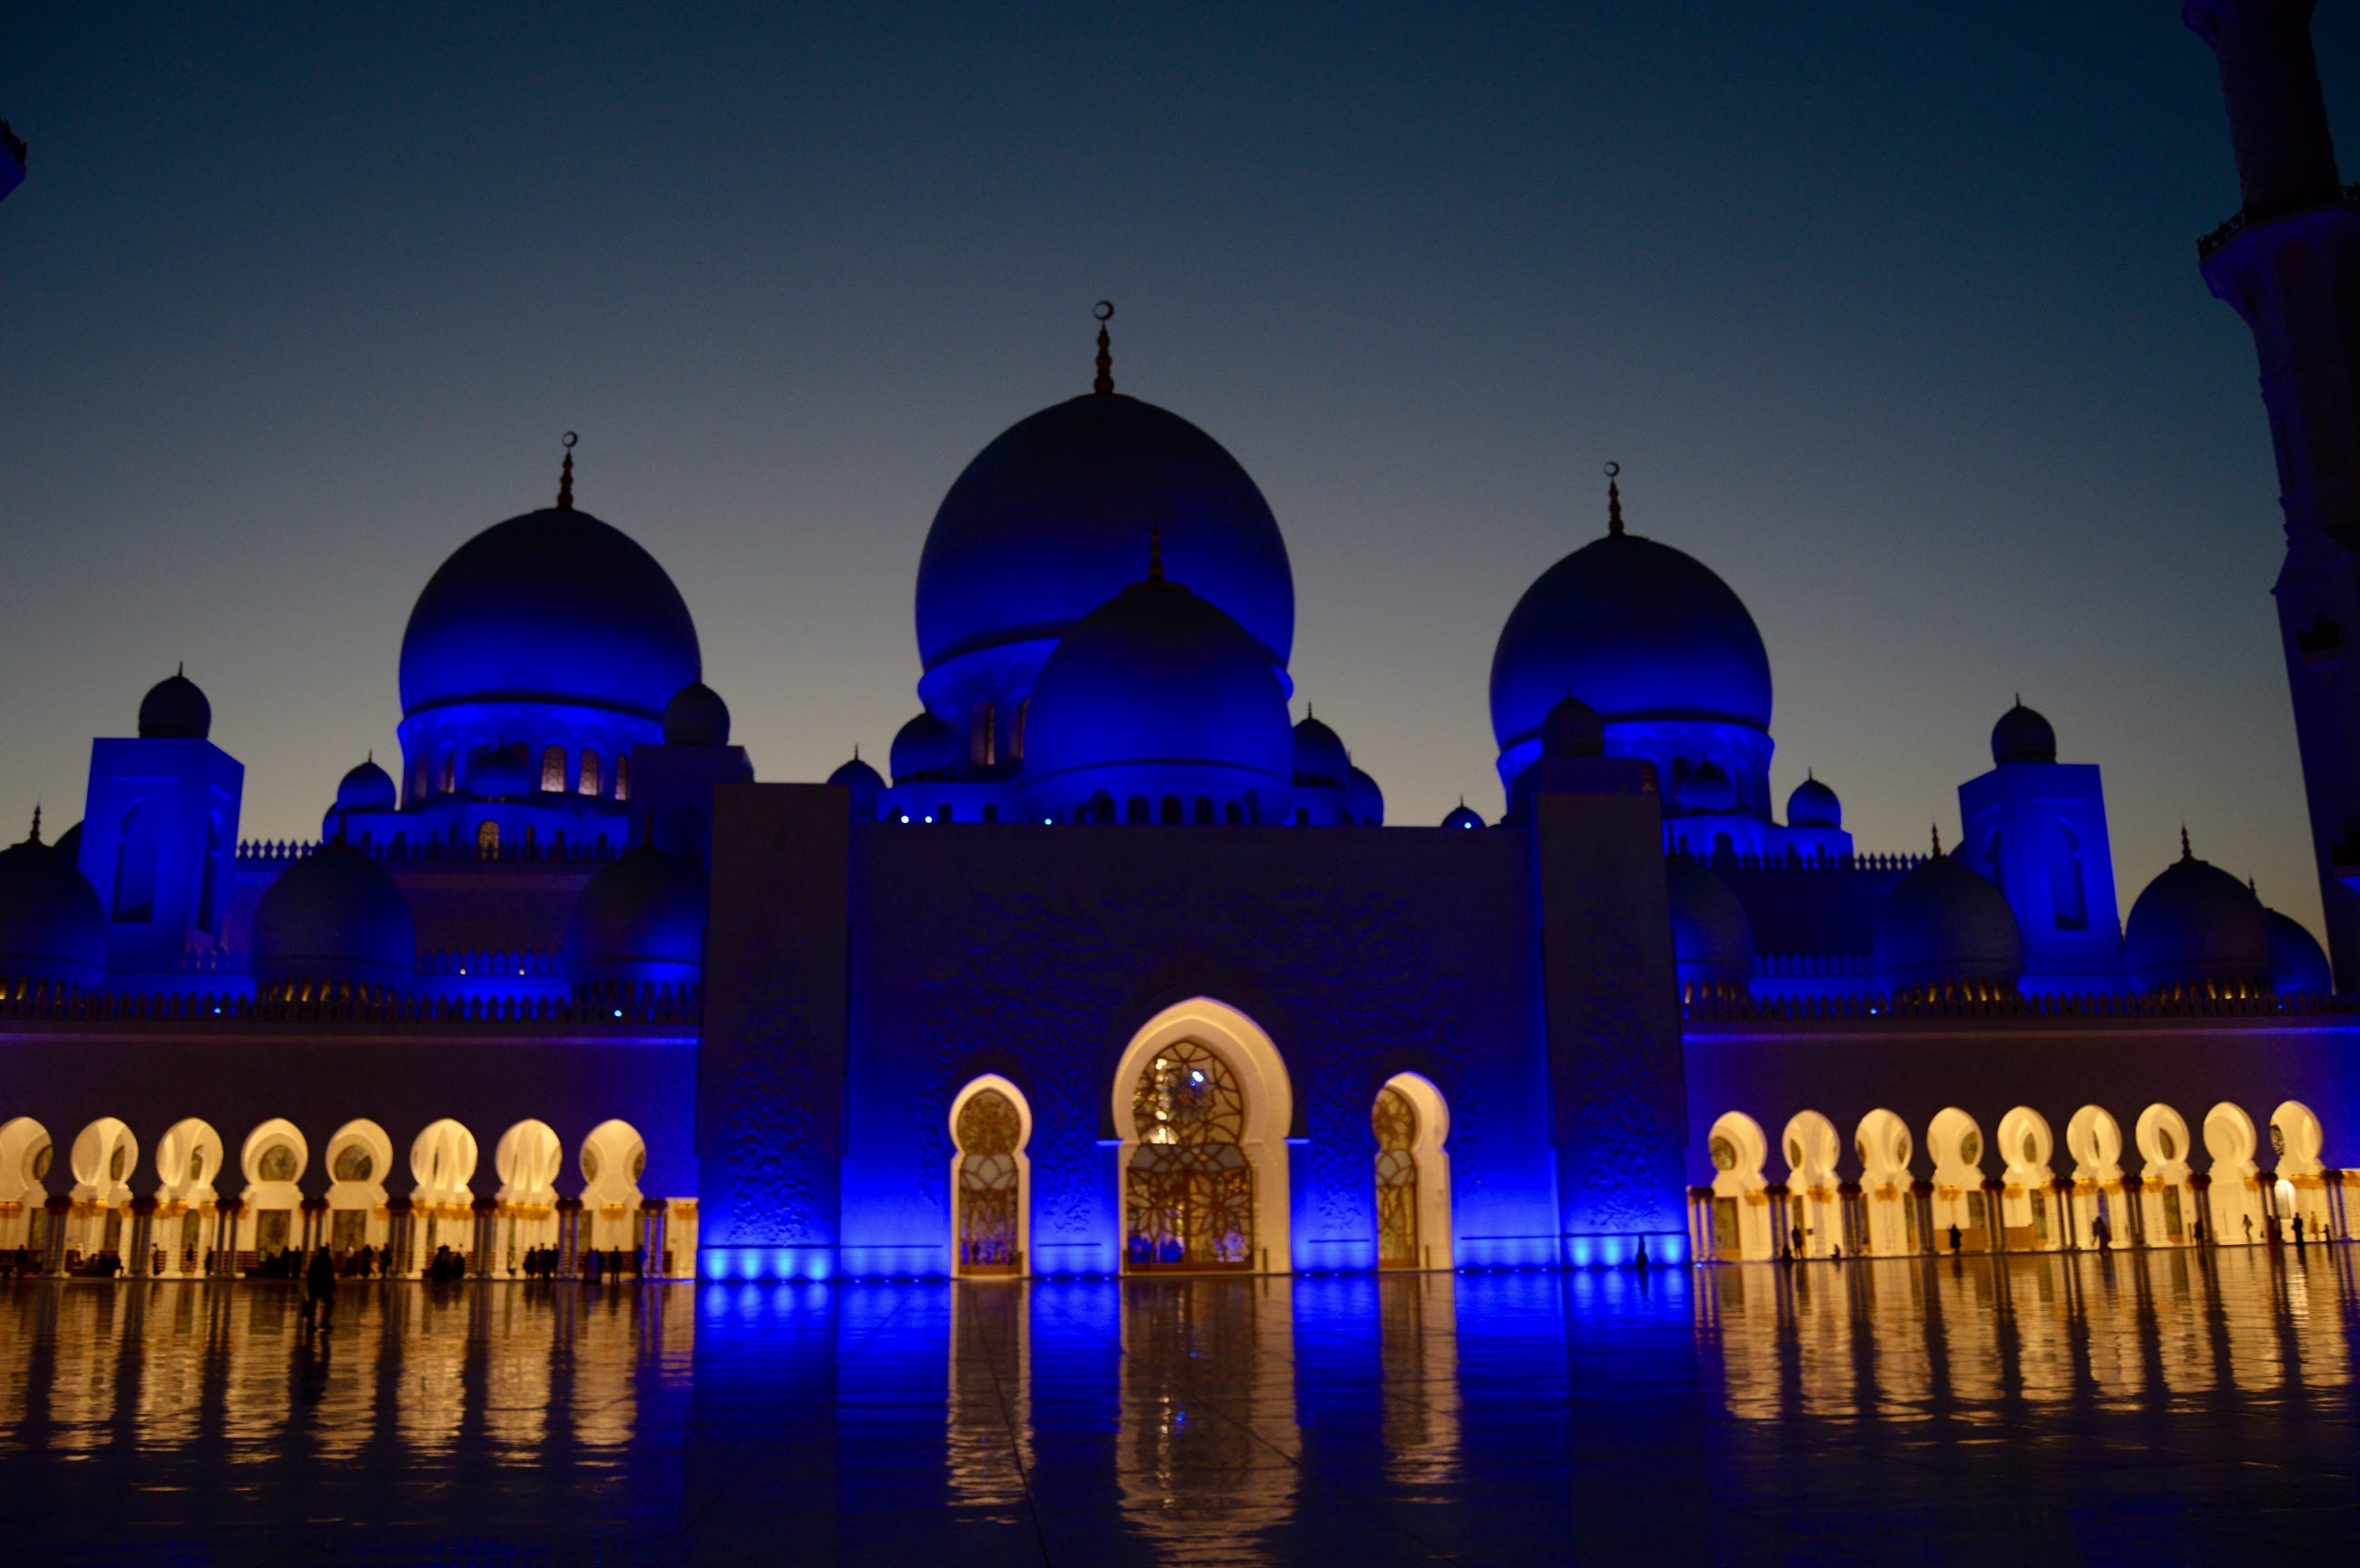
1147, 517, 1164, 582
1605, 461, 1624, 536
1093, 301, 1116, 396
26, 804, 40, 845
556, 432, 578, 511
2181, 824, 2194, 861
1931, 822, 1942, 858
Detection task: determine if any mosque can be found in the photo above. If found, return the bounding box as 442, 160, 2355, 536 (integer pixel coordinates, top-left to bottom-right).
0, 2, 2355, 1281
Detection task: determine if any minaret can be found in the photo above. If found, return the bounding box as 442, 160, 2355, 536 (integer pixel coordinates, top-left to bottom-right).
2188, 1, 2360, 985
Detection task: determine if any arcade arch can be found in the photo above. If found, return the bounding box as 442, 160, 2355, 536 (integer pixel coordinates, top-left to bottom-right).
1853, 1108, 1915, 1256
239, 1118, 308, 1262
1780, 1110, 1842, 1259
69, 1116, 139, 1262
1995, 1105, 2059, 1250
154, 1118, 224, 1274
1704, 1111, 1773, 1261
1111, 997, 1293, 1273
0, 1117, 53, 1257
2134, 1102, 2196, 1246
949, 1077, 1029, 1277
1925, 1107, 1988, 1251
2270, 1100, 2331, 1240
410, 1118, 478, 1264
2065, 1103, 2126, 1249
497, 1118, 564, 1269
324, 1119, 391, 1257
580, 1118, 648, 1256
1373, 1072, 1452, 1271
2201, 1101, 2264, 1244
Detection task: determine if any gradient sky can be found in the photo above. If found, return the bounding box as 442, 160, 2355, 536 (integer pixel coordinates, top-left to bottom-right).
4, 5, 2355, 936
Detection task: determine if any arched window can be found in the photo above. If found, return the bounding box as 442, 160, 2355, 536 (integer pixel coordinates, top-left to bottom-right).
441, 753, 457, 795
1014, 698, 1028, 762
615, 753, 630, 802
978, 702, 997, 768
579, 749, 602, 798
1224, 800, 1244, 825
1987, 828, 2006, 897
1126, 796, 1150, 824
541, 745, 567, 793
112, 801, 158, 921
2046, 820, 2088, 930
1373, 1084, 1418, 1269
1125, 1040, 1253, 1270
1195, 797, 1214, 825
954, 1089, 1023, 1275
477, 820, 500, 858
198, 811, 222, 933
1161, 796, 1184, 824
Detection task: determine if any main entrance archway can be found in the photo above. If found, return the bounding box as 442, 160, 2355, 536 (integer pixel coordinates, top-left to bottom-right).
1111, 997, 1293, 1274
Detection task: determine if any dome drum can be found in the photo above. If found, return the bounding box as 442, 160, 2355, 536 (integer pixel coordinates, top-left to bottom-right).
396, 702, 656, 812
1024, 766, 1293, 828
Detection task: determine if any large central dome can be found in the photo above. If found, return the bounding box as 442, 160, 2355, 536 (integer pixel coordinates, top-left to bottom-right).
916, 395, 1295, 674
1490, 530, 1773, 753
400, 506, 702, 720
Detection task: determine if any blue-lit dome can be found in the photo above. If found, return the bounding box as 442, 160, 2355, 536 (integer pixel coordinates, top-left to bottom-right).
2124, 845, 2271, 994
1490, 531, 1772, 753
1293, 715, 1348, 787
1667, 857, 1753, 993
1873, 855, 2022, 996
563, 846, 705, 989
2267, 908, 2332, 995
1787, 774, 1842, 829
1991, 701, 2057, 766
1441, 802, 1486, 829
336, 757, 398, 813
139, 669, 211, 740
916, 395, 1295, 677
1540, 694, 1606, 760
663, 682, 731, 746
1345, 765, 1384, 826
890, 712, 964, 783
251, 842, 415, 993
0, 821, 106, 986
829, 755, 885, 820
399, 505, 702, 721
1022, 577, 1293, 806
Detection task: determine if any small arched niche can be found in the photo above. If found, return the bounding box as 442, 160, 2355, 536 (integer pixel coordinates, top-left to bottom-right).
1373, 1071, 1453, 1272
948, 1076, 1030, 1278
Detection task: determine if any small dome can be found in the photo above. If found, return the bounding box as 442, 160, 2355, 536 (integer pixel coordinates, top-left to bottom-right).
139, 670, 211, 740
1873, 857, 2023, 995
1677, 760, 1736, 815
1345, 766, 1384, 826
563, 846, 705, 986
1441, 802, 1486, 830
0, 820, 106, 985
2124, 843, 2271, 993
1667, 857, 1753, 992
1293, 715, 1348, 787
890, 712, 964, 783
916, 394, 1294, 678
2267, 908, 2332, 995
1991, 701, 2056, 766
828, 755, 885, 820
1490, 531, 1772, 754
1539, 694, 1606, 760
467, 746, 535, 800
336, 757, 398, 813
662, 682, 732, 746
399, 505, 702, 721
251, 842, 415, 992
1787, 774, 1842, 829
1022, 578, 1293, 800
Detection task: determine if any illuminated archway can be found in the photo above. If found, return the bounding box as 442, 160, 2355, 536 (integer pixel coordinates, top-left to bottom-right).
1996, 1105, 2059, 1250
1372, 1072, 1453, 1271
2134, 1102, 2196, 1246
2065, 1103, 2125, 1249
1705, 1111, 1773, 1260
239, 1118, 308, 1263
949, 1075, 1031, 1277
2200, 1101, 2264, 1245
580, 1119, 648, 1258
155, 1118, 225, 1275
323, 1118, 391, 1259
1780, 1110, 1842, 1258
1925, 1107, 1988, 1252
1110, 998, 1292, 1273
1853, 1108, 1915, 1256
2270, 1100, 2331, 1240
0, 1118, 54, 1259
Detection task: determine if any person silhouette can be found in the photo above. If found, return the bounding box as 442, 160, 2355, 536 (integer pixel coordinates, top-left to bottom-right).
1948, 1222, 1963, 1255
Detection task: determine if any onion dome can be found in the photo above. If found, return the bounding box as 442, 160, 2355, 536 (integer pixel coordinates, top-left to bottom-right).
1293, 714, 1349, 788
0, 813, 106, 985
1490, 495, 1771, 754
890, 711, 964, 783
1677, 760, 1736, 815
828, 753, 885, 820
1787, 772, 1842, 829
399, 485, 701, 722
662, 681, 732, 746
1991, 700, 2056, 766
1666, 857, 1754, 994
1539, 694, 1607, 760
562, 844, 706, 988
1022, 573, 1293, 802
250, 841, 415, 993
1873, 846, 2023, 996
916, 393, 1294, 680
2266, 907, 2332, 995
336, 756, 398, 813
466, 746, 535, 800
1345, 765, 1384, 826
138, 667, 211, 740
2123, 833, 2272, 994
1441, 801, 1486, 830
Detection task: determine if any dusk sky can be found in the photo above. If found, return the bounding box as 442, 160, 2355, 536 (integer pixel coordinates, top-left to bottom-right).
4, 5, 2355, 934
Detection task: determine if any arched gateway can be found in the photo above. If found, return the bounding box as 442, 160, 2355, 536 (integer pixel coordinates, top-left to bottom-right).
1112, 998, 1293, 1274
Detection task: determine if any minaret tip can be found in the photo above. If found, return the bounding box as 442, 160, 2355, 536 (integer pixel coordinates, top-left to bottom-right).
27, 804, 41, 845
1093, 301, 1116, 396
1605, 461, 1624, 536
2181, 824, 2194, 860
556, 432, 577, 510
1931, 823, 1942, 858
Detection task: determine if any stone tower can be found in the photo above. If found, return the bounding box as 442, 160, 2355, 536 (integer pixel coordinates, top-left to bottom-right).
2188, 1, 2360, 986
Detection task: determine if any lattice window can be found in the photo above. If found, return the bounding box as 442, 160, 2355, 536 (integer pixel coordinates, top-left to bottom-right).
1373, 1084, 1419, 1269
956, 1088, 1023, 1274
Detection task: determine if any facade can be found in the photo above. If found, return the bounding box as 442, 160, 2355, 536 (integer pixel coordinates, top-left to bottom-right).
1, 8, 2356, 1282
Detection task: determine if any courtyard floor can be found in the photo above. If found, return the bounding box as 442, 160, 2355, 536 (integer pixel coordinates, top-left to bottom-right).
0, 1248, 2354, 1563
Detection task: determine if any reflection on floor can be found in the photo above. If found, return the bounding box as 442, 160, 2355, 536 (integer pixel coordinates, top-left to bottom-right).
1, 1253, 2355, 1563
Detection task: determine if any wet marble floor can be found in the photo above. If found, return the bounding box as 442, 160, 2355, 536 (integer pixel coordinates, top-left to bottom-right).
0, 1249, 2355, 1563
